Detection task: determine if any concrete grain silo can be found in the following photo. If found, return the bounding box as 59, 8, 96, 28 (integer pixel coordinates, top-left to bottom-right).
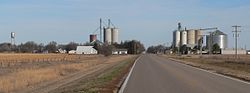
104, 27, 112, 44
187, 30, 195, 45
180, 30, 187, 46
173, 30, 181, 47
195, 30, 202, 44
112, 28, 119, 44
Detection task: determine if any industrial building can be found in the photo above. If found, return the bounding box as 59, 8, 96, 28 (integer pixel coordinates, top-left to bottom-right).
221, 48, 246, 54
173, 23, 203, 49
172, 23, 228, 54
89, 19, 119, 45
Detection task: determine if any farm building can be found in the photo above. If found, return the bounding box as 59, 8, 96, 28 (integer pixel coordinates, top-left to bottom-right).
76, 46, 98, 54
68, 50, 76, 54
112, 49, 128, 55
247, 50, 250, 55
221, 48, 246, 55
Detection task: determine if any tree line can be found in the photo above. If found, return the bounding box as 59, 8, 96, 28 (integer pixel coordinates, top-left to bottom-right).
95, 40, 145, 56
0, 41, 79, 53
0, 40, 145, 55
147, 45, 170, 54
146, 43, 221, 54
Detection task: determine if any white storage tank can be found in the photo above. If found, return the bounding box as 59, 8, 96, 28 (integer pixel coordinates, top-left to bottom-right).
180, 30, 187, 46
112, 28, 119, 44
104, 28, 112, 44
173, 30, 181, 47
187, 30, 195, 45
11, 32, 15, 38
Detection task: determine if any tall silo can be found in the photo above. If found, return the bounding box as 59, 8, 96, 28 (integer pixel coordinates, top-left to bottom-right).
206, 35, 211, 49
104, 27, 112, 44
187, 30, 195, 45
180, 30, 187, 46
173, 30, 181, 47
212, 30, 228, 49
112, 28, 119, 44
195, 30, 202, 44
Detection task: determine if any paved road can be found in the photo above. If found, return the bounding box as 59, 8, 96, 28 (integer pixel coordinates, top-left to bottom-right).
123, 54, 250, 93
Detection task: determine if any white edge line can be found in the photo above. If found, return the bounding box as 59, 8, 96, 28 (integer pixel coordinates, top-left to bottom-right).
169, 58, 250, 85
118, 56, 141, 93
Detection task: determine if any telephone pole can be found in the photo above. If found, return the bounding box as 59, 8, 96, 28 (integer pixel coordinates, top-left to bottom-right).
208, 32, 212, 55
100, 18, 102, 42
232, 25, 241, 60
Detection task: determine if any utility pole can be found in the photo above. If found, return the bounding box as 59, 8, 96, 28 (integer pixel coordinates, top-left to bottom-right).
100, 18, 102, 42
232, 25, 241, 60
208, 32, 212, 55
199, 35, 204, 55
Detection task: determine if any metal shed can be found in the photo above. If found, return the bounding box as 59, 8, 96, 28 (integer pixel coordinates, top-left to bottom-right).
76, 46, 98, 54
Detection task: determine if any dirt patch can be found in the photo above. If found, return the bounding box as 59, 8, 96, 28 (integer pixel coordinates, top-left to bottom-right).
100, 57, 136, 93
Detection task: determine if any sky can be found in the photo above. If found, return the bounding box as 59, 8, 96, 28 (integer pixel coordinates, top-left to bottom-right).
0, 0, 250, 49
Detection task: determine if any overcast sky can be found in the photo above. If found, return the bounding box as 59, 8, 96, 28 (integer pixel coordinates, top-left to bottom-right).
0, 0, 250, 49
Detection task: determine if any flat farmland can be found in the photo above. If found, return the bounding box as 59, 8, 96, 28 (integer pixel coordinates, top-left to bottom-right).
0, 54, 136, 93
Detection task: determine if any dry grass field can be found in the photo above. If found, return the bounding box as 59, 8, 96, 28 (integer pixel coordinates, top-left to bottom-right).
0, 54, 133, 93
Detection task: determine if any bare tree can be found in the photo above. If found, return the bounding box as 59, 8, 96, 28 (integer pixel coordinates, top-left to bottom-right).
45, 41, 57, 53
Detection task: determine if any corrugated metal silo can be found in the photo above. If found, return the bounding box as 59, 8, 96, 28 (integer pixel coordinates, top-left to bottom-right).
180, 30, 187, 46
173, 30, 181, 47
104, 28, 112, 44
187, 30, 195, 45
212, 30, 228, 49
112, 28, 119, 44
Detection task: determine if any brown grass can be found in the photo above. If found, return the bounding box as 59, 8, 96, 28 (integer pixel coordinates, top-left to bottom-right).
0, 54, 132, 93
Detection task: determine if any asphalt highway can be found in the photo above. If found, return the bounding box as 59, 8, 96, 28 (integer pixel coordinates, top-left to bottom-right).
123, 54, 250, 93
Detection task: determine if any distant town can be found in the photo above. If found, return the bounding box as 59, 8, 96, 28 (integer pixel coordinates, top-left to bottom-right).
0, 19, 145, 56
